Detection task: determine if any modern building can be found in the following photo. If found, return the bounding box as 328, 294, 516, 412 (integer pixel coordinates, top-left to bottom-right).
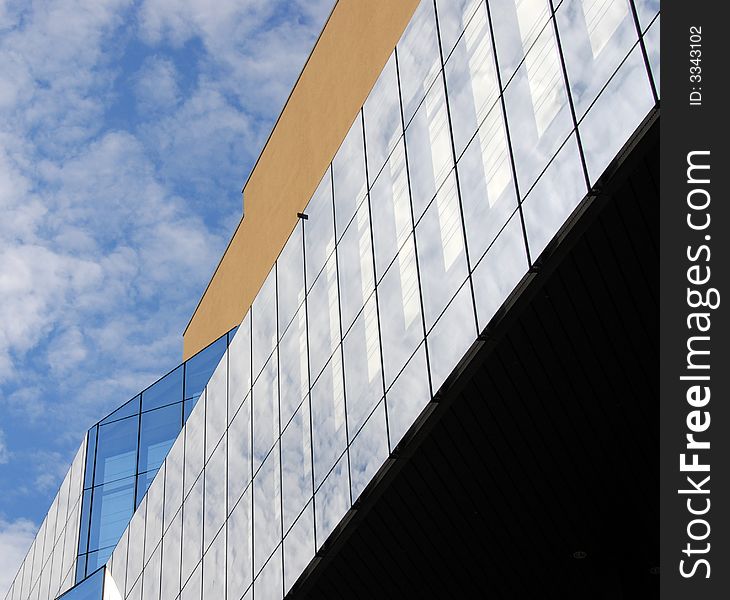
4, 0, 660, 598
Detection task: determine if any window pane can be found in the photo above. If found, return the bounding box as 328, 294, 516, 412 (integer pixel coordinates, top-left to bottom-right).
204, 435, 226, 551
342, 296, 383, 438
333, 115, 367, 239
135, 467, 157, 507
253, 353, 279, 473
277, 223, 305, 335
203, 527, 226, 600
163, 431, 184, 533
306, 253, 341, 382
397, 0, 442, 125
185, 334, 226, 402
142, 366, 183, 412
256, 545, 283, 600
502, 11, 573, 197
101, 395, 140, 424
444, 3, 501, 159
281, 401, 313, 533
205, 350, 227, 461
278, 304, 309, 430
579, 45, 653, 184
89, 477, 134, 550
349, 400, 389, 501
435, 0, 484, 60
227, 488, 253, 599
126, 497, 146, 592
405, 75, 454, 221
77, 489, 92, 555
472, 210, 528, 329
160, 509, 181, 600
644, 16, 659, 96
83, 427, 97, 489
144, 468, 164, 564
457, 99, 517, 266
363, 53, 402, 180
253, 445, 281, 576
315, 453, 349, 550
95, 416, 138, 485
228, 396, 252, 510
427, 282, 476, 392
556, 0, 637, 119
181, 474, 203, 584
184, 390, 205, 497
633, 0, 659, 32
228, 312, 251, 422
369, 139, 413, 280
303, 170, 335, 288
377, 234, 424, 388
310, 352, 347, 489
337, 199, 375, 334
386, 343, 431, 448
522, 133, 586, 260
283, 502, 314, 594
252, 266, 277, 380
415, 172, 469, 330
142, 544, 161, 600
139, 403, 181, 474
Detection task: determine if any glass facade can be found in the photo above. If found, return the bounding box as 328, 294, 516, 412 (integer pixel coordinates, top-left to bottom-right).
5, 2, 659, 600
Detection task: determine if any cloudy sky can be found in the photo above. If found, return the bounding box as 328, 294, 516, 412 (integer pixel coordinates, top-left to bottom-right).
0, 0, 333, 592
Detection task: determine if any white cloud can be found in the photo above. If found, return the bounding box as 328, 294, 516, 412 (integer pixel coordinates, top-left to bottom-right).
0, 516, 36, 597
0, 429, 9, 464
134, 55, 181, 113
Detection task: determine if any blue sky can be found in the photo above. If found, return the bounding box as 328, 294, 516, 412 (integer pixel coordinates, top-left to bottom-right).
0, 0, 333, 591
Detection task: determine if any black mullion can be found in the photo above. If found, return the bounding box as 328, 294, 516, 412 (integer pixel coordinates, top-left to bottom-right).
133, 394, 143, 509
432, 0, 480, 336
360, 107, 392, 455
301, 217, 318, 552
628, 0, 659, 104
547, 1, 591, 190
483, 0, 533, 269
330, 164, 353, 508
82, 427, 99, 579
393, 47, 435, 401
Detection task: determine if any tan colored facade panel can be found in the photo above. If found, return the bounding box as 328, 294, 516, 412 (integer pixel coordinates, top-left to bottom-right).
183, 0, 419, 359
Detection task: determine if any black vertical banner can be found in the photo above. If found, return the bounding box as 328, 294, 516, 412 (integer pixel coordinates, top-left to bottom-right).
662, 2, 730, 598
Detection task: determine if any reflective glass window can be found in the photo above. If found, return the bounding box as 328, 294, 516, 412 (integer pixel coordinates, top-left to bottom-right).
163, 432, 184, 532
502, 11, 573, 197
556, 0, 638, 120
314, 453, 350, 550
203, 527, 226, 600
644, 16, 659, 96
228, 312, 251, 422
306, 252, 341, 382
57, 566, 103, 600
85, 547, 113, 575
252, 266, 277, 380
363, 53, 402, 180
634, 0, 659, 32
435, 0, 484, 60
472, 210, 529, 329
377, 233, 424, 389
228, 395, 252, 510
204, 435, 227, 551
342, 296, 383, 437
95, 416, 138, 485
181, 474, 203, 585
405, 76, 454, 221
457, 99, 517, 266
185, 334, 226, 401
386, 343, 431, 448
522, 134, 586, 260
205, 350, 227, 461
277, 223, 305, 335
349, 400, 389, 501
136, 467, 156, 507
180, 561, 201, 600
142, 544, 161, 600
415, 172, 469, 330
579, 44, 653, 184
160, 509, 182, 600
333, 115, 368, 239
253, 353, 279, 473
369, 139, 413, 281
144, 469, 164, 564
284, 502, 314, 594
304, 170, 335, 288
77, 489, 92, 555
278, 304, 309, 430
126, 497, 146, 593
256, 545, 283, 600
183, 392, 205, 497
398, 0, 442, 125
427, 282, 477, 392
253, 445, 281, 576
337, 199, 375, 334
227, 488, 253, 599
142, 366, 183, 412
490, 0, 555, 86
310, 352, 347, 489
444, 3, 501, 159
139, 403, 181, 474
281, 401, 313, 533
101, 395, 140, 424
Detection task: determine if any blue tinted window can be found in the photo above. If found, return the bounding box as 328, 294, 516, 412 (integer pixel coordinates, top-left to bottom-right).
77, 488, 92, 554
185, 334, 226, 401
139, 403, 181, 473
100, 395, 140, 424
84, 427, 97, 489
88, 476, 135, 552
95, 416, 138, 484
74, 560, 87, 587
142, 366, 183, 412
63, 566, 104, 599
86, 547, 113, 573
136, 468, 157, 507
183, 397, 198, 423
